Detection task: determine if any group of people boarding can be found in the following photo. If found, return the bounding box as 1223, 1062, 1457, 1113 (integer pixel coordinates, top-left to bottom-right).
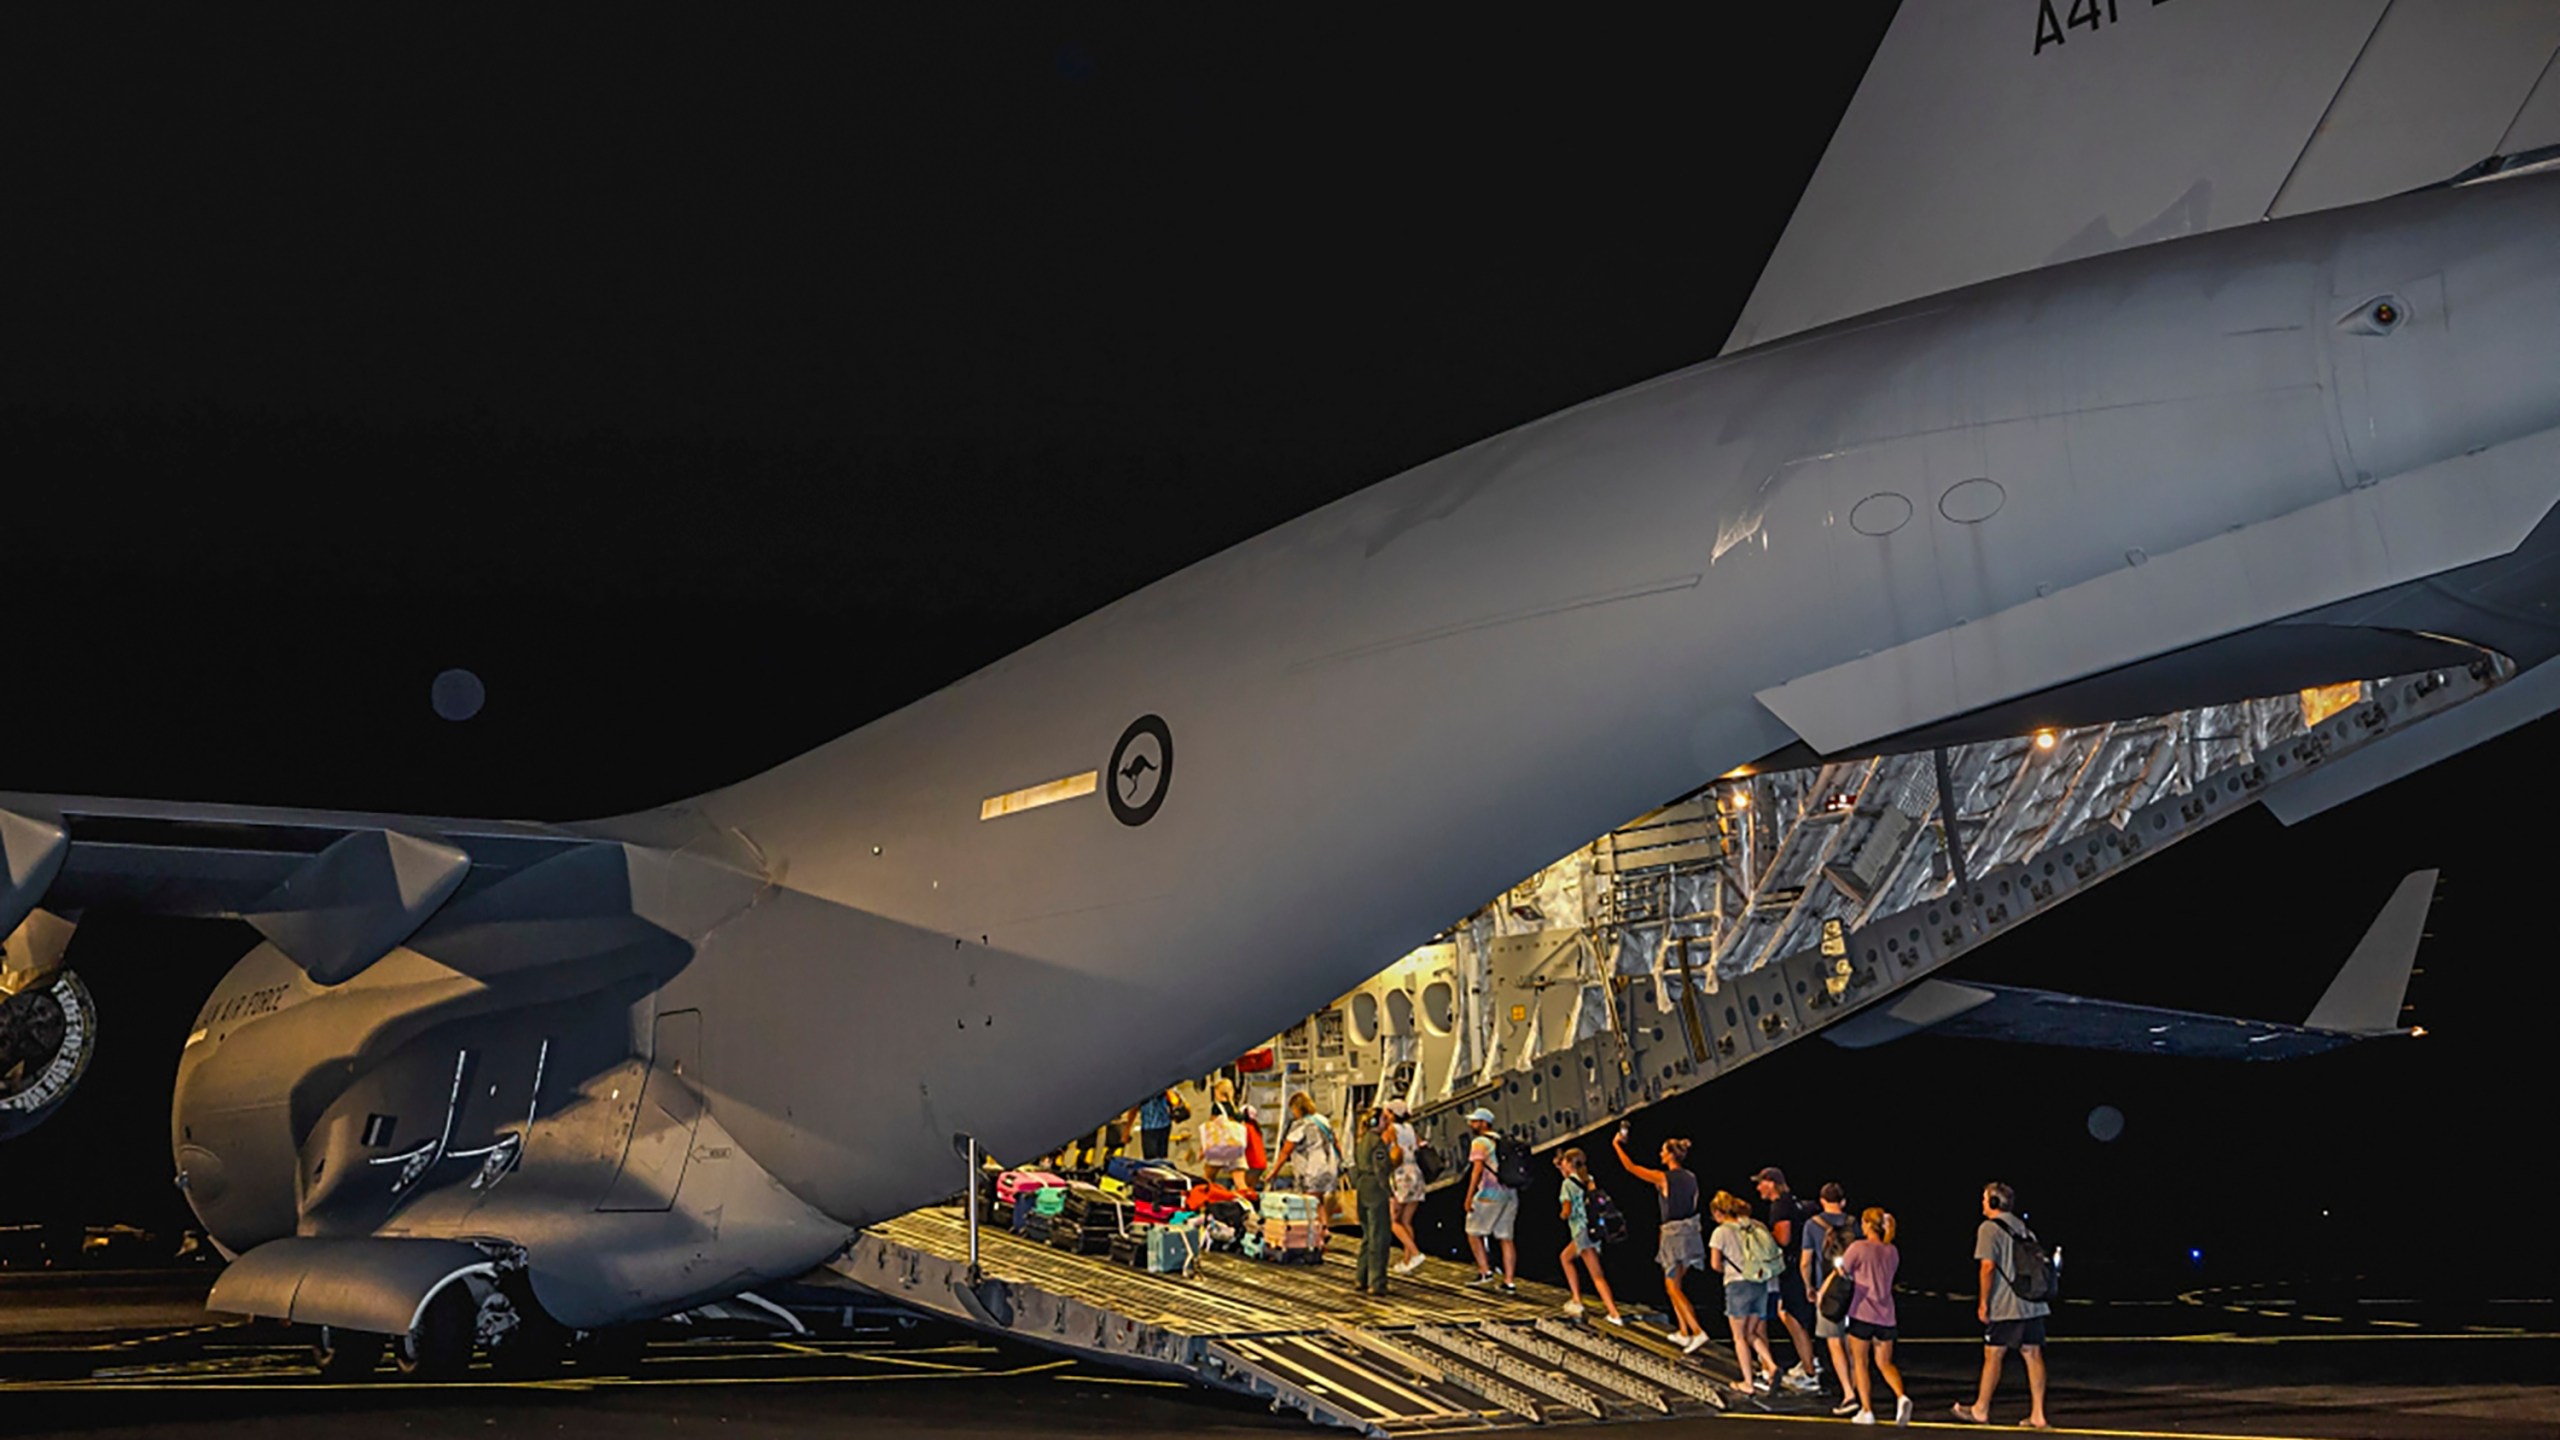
1584, 1135, 2053, 1429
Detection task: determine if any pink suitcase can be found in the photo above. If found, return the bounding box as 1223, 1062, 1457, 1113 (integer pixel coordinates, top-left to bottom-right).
996, 1169, 1067, 1205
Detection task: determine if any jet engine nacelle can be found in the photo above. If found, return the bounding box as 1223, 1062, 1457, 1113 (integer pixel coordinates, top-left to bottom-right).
0, 968, 98, 1142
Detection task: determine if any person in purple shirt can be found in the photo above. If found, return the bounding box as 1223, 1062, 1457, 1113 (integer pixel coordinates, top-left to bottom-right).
1834, 1207, 1911, 1426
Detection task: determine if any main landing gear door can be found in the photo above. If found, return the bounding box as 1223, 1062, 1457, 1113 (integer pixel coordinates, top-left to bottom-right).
597, 1009, 702, 1213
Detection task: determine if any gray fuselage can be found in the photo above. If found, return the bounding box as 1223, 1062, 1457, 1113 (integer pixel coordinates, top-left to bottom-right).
174, 172, 2560, 1326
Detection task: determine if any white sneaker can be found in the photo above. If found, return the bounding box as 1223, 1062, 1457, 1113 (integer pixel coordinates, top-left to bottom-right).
1834, 1398, 1863, 1417
1397, 1255, 1427, 1274
1782, 1371, 1822, 1393
1894, 1395, 1913, 1427
1679, 1332, 1709, 1355
1853, 1411, 1876, 1426
1562, 1301, 1586, 1319
1605, 1314, 1626, 1326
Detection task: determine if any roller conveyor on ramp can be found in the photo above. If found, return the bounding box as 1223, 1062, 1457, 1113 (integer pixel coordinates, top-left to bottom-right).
822, 1203, 1780, 1433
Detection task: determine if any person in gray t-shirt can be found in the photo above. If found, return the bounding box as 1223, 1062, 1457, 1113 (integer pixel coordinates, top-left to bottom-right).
1955, 1181, 2050, 1427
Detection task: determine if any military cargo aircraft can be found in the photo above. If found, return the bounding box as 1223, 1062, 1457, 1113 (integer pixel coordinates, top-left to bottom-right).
4, 0, 2559, 1379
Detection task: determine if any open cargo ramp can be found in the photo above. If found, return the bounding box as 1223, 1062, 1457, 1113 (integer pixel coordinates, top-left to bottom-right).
824, 1204, 1751, 1433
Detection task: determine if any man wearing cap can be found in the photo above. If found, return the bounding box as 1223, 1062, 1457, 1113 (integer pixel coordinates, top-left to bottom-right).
1754, 1166, 1823, 1393
1462, 1108, 1518, 1292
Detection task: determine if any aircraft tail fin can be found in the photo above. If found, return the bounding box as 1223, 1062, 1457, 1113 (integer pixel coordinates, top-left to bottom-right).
1724, 0, 2560, 354
2304, 868, 2437, 1034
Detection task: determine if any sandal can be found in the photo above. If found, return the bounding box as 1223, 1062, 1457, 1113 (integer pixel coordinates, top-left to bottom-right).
1950, 1405, 1984, 1424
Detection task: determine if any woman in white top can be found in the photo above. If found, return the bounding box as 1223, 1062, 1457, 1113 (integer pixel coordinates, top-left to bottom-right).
1384, 1100, 1426, 1273
1270, 1091, 1345, 1226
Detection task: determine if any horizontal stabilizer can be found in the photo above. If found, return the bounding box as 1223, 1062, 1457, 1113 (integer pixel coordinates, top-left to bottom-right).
1830, 981, 2369, 1062
2305, 868, 2436, 1033
1829, 869, 2433, 1058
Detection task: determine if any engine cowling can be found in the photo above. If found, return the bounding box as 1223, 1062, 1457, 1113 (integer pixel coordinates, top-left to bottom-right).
0, 969, 98, 1142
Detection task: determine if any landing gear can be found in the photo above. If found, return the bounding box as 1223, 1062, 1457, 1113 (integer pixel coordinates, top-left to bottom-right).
396, 1287, 475, 1380
486, 1307, 570, 1378
312, 1324, 386, 1379
575, 1324, 648, 1376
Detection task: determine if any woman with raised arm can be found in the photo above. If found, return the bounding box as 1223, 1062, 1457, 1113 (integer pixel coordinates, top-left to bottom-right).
1611, 1124, 1710, 1353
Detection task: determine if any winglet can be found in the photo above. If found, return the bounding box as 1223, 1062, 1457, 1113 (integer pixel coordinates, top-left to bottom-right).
2304, 869, 2437, 1034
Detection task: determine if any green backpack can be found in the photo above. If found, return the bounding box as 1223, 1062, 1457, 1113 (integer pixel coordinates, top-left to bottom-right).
1729, 1219, 1784, 1283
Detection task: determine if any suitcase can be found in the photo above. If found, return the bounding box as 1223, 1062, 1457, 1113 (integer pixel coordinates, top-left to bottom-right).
1205, 1198, 1251, 1233
1034, 1187, 1068, 1217
1240, 1232, 1265, 1260
1147, 1222, 1202, 1274
1260, 1191, 1319, 1222
997, 1169, 1067, 1205
1108, 1231, 1148, 1269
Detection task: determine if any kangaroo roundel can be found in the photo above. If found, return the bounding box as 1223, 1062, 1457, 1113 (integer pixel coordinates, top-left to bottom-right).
1106, 715, 1173, 826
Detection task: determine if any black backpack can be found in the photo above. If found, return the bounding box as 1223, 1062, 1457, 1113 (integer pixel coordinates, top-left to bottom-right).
1585, 1183, 1631, 1244
1493, 1135, 1535, 1191
1413, 1136, 1447, 1183
1997, 1216, 2060, 1303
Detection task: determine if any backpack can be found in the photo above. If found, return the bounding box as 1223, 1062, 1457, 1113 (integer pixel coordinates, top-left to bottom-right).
1996, 1216, 2061, 1303
1728, 1219, 1784, 1283
1585, 1183, 1630, 1245
1413, 1135, 1446, 1183
1492, 1135, 1535, 1191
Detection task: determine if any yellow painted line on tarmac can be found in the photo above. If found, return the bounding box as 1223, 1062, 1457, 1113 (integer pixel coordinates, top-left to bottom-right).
1891, 1330, 2560, 1346
1716, 1411, 2379, 1440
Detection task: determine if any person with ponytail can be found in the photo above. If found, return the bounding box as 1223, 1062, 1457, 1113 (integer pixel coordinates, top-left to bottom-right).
1612, 1126, 1710, 1352
1838, 1207, 1910, 1425
1552, 1148, 1624, 1323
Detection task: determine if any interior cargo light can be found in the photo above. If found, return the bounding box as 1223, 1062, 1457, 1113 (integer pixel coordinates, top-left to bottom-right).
2033, 730, 2057, 750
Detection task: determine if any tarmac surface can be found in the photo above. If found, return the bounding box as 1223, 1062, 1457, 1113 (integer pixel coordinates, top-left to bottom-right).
1, 1270, 2553, 1440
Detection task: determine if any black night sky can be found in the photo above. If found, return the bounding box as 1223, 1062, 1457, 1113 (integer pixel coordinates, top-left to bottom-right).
3, 7, 2552, 1306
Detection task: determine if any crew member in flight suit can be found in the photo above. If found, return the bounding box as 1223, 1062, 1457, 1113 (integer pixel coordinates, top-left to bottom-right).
1352, 1107, 1402, 1296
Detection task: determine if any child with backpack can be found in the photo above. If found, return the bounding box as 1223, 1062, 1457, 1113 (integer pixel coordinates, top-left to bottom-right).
1709, 1190, 1783, 1393
1553, 1148, 1625, 1324
1461, 1107, 1523, 1292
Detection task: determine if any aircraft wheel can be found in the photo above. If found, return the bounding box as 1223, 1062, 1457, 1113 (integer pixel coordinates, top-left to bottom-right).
487, 1311, 570, 1379
575, 1324, 647, 1376
396, 1288, 475, 1380
312, 1325, 386, 1379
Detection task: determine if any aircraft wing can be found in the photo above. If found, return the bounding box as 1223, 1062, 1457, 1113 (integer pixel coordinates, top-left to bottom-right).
1, 790, 600, 984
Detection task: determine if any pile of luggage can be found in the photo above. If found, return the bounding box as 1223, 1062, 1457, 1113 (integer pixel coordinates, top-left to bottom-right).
998, 1168, 1068, 1243
1046, 1183, 1132, 1257
988, 1158, 1305, 1279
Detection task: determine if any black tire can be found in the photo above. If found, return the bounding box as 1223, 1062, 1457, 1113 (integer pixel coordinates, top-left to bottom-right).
574, 1324, 647, 1376
312, 1325, 386, 1380
396, 1287, 475, 1380
486, 1310, 570, 1380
